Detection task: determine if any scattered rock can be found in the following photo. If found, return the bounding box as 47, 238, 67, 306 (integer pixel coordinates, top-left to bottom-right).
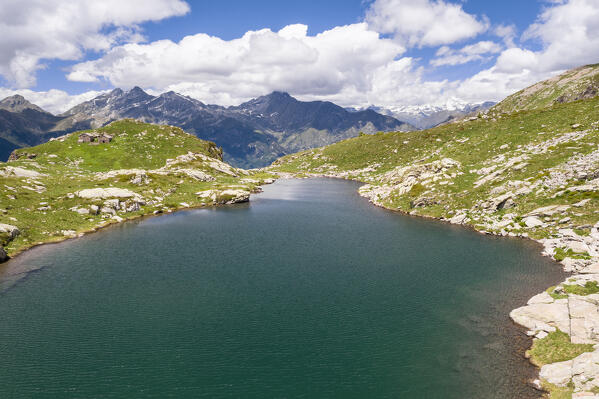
510, 301, 570, 334
0, 166, 44, 178
527, 291, 555, 305
526, 205, 570, 217
540, 359, 574, 386
574, 199, 592, 208
0, 223, 20, 238
449, 212, 469, 225
76, 188, 140, 200
219, 189, 251, 204
523, 216, 544, 228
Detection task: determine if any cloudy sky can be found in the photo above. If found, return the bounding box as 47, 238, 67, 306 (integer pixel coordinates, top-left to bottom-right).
0, 0, 597, 113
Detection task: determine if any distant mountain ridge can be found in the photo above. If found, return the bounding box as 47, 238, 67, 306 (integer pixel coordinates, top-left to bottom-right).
0, 95, 90, 160
0, 89, 413, 167
59, 88, 413, 167
348, 100, 496, 129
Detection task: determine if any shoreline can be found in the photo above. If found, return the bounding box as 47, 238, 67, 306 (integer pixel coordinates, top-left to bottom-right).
0, 184, 267, 266
275, 172, 591, 397
1, 174, 590, 396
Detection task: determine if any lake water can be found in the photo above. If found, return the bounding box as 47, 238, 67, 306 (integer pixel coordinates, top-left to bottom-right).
0, 178, 563, 398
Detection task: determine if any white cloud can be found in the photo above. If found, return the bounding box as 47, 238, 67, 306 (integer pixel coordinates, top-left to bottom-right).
431, 41, 502, 66
67, 23, 406, 106
60, 0, 599, 111
520, 0, 599, 72
3, 0, 599, 116
0, 88, 108, 114
0, 0, 189, 88
494, 24, 517, 47
451, 0, 599, 103
365, 0, 489, 47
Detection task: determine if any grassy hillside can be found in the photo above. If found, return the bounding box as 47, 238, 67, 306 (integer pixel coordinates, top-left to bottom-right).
271, 95, 599, 241
0, 120, 273, 257
493, 64, 599, 114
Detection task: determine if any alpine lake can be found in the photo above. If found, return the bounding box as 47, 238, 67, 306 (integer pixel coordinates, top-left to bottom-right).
0, 178, 564, 398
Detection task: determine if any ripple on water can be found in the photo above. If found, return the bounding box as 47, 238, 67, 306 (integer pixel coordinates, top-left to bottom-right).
0, 178, 563, 398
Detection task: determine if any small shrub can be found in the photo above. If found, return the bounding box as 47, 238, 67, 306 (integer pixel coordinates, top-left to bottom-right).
409, 183, 426, 197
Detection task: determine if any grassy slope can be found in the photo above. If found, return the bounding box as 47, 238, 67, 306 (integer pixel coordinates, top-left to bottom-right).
493, 64, 599, 114
271, 96, 599, 240
0, 120, 273, 256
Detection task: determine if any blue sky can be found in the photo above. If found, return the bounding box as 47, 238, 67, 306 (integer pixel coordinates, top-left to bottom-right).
33, 0, 541, 92
1, 0, 597, 112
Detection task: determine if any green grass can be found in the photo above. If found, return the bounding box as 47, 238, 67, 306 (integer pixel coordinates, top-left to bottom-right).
547, 286, 568, 300
10, 119, 222, 172
527, 330, 594, 367
562, 281, 599, 296
554, 247, 592, 262
541, 380, 573, 399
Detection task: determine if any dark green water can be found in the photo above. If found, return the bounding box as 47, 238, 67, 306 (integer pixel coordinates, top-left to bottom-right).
0, 178, 563, 398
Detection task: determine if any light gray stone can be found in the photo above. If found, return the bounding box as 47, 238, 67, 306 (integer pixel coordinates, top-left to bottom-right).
540, 359, 574, 386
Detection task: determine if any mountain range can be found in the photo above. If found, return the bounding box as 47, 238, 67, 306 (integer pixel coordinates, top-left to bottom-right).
0, 89, 413, 167
348, 100, 496, 130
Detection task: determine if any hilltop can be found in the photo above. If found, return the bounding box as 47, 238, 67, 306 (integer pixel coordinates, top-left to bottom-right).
269, 64, 599, 397
493, 64, 599, 114
0, 90, 413, 168
0, 120, 274, 259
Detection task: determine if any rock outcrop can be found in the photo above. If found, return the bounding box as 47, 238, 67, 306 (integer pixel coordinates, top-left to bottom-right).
76, 187, 140, 200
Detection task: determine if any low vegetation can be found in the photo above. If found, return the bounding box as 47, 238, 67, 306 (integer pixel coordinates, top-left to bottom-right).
562, 281, 599, 296
541, 380, 574, 399
527, 330, 594, 367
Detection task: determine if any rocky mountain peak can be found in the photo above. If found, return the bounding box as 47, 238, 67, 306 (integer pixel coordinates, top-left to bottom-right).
0, 95, 45, 113
124, 86, 152, 101
108, 88, 124, 97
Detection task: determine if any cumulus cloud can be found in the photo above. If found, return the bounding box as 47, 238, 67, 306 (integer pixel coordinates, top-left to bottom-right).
67, 23, 406, 106
0, 0, 189, 87
519, 0, 599, 72
453, 0, 599, 104
62, 0, 599, 110
431, 41, 503, 66
494, 24, 517, 48
0, 88, 108, 114
3, 0, 599, 114
365, 0, 489, 47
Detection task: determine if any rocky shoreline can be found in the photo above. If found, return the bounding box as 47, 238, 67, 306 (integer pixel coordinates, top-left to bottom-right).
3, 165, 596, 396
0, 178, 274, 264
275, 171, 599, 398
